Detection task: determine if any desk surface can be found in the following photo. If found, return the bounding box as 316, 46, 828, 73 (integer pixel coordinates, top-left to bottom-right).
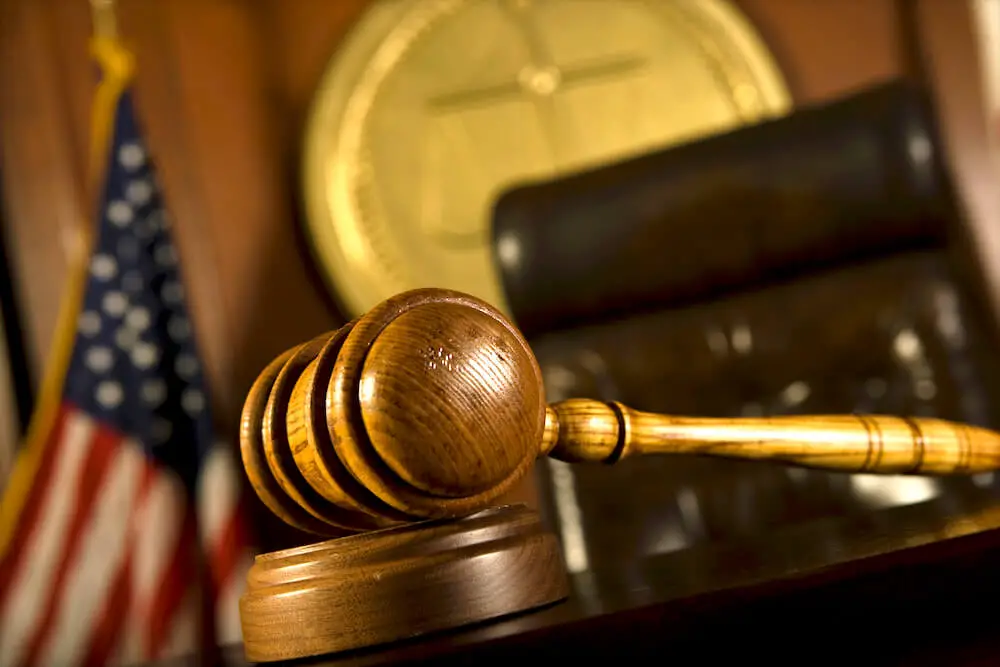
152, 486, 1000, 666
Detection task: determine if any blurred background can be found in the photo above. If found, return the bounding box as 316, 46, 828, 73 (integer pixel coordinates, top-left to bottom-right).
4, 0, 1000, 665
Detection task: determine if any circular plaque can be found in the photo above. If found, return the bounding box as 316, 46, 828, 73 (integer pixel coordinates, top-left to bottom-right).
302, 0, 791, 317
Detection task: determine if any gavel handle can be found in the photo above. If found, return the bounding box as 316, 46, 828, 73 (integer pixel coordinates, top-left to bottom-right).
540, 399, 1000, 475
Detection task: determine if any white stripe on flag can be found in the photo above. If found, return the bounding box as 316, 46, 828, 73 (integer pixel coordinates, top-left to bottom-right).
215, 552, 250, 646
196, 444, 248, 645
196, 444, 238, 545
0, 409, 95, 667
37, 441, 145, 666
114, 471, 186, 666
215, 553, 253, 646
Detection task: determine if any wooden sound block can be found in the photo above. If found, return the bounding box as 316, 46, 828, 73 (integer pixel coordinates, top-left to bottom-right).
239, 504, 569, 663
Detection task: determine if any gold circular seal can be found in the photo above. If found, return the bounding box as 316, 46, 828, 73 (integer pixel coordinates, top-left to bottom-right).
302, 0, 791, 317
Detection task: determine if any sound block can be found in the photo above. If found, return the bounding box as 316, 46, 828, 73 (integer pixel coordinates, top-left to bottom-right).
240, 504, 569, 663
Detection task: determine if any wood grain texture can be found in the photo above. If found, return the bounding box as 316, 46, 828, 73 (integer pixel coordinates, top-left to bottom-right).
284, 322, 414, 529
239, 504, 568, 663
239, 342, 330, 535
359, 302, 540, 498
541, 398, 1000, 474
256, 327, 406, 533
328, 289, 545, 519
239, 289, 546, 536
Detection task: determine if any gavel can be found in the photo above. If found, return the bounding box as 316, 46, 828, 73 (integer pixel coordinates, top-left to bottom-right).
240, 287, 1000, 536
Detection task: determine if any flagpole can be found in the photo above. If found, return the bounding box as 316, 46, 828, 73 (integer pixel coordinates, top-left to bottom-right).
0, 0, 128, 554
91, 0, 117, 40
88, 0, 134, 191
87, 6, 217, 660
92, 6, 218, 662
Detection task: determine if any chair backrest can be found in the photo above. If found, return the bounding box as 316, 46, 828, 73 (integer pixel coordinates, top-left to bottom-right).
491, 80, 1000, 572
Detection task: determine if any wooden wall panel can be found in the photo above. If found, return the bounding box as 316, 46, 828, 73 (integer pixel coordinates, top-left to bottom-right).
117, 0, 359, 547
737, 0, 905, 103
2, 0, 997, 548
119, 0, 336, 422
0, 0, 90, 387
257, 0, 370, 170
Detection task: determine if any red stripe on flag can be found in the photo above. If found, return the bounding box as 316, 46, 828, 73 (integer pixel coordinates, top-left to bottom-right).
146, 506, 198, 660
0, 406, 73, 606
81, 462, 156, 667
19, 419, 120, 667
81, 551, 132, 667
207, 497, 249, 598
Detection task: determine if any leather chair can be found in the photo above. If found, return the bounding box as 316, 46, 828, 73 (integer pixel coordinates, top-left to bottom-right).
491, 80, 1000, 578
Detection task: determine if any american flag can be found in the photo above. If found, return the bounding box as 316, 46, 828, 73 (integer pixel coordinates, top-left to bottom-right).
0, 48, 251, 667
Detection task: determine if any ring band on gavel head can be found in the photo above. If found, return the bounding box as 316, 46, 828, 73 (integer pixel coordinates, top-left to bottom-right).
240, 288, 1000, 536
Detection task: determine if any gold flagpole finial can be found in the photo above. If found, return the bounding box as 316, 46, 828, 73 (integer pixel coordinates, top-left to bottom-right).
90, 0, 117, 40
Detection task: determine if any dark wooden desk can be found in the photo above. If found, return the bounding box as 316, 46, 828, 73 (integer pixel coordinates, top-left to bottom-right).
152, 486, 1000, 666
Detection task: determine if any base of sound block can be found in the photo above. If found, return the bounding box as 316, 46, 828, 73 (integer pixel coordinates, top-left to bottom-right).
239, 504, 569, 663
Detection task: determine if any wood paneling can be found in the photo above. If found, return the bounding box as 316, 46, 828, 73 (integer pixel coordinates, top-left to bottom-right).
0, 0, 89, 386
736, 0, 906, 103
1, 0, 996, 548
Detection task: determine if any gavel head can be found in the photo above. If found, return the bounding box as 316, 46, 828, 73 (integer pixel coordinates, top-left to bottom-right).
239, 288, 547, 535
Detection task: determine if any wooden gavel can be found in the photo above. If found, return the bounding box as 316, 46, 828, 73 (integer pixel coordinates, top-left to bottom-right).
240, 288, 1000, 536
